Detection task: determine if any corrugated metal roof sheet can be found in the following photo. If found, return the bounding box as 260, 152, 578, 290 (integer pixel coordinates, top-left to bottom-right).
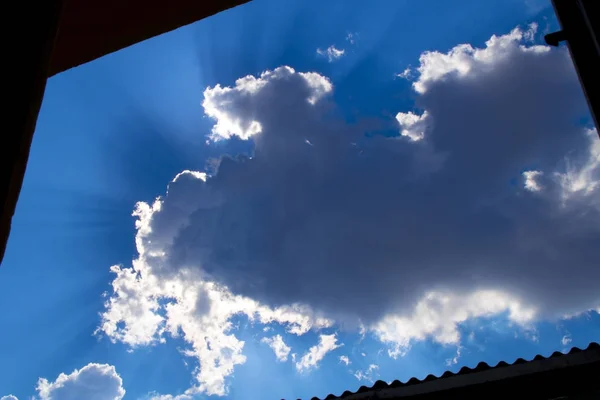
303, 342, 599, 400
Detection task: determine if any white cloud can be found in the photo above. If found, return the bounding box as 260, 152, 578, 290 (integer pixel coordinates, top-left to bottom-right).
339, 355, 351, 366
346, 32, 358, 45
561, 333, 572, 346
521, 134, 599, 201
397, 67, 413, 80
1, 396, 18, 400
525, 329, 540, 343
145, 394, 194, 400
412, 24, 547, 94
555, 128, 600, 199
445, 346, 462, 366
99, 24, 600, 396
358, 324, 367, 339
202, 66, 332, 141
317, 46, 345, 62
523, 170, 544, 192
396, 110, 429, 141
173, 31, 598, 331
97, 264, 165, 347
98, 68, 337, 392
296, 334, 342, 372
354, 364, 379, 383
523, 22, 539, 42
99, 254, 331, 396
374, 291, 535, 358
98, 166, 332, 396
36, 363, 125, 400
261, 335, 292, 362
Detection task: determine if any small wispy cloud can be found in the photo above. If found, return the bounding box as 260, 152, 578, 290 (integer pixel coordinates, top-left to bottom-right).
296, 334, 342, 372
523, 170, 544, 192
339, 355, 351, 366
445, 346, 462, 366
354, 364, 379, 383
317, 45, 345, 62
523, 22, 539, 42
396, 67, 413, 80
346, 32, 358, 45
261, 335, 292, 362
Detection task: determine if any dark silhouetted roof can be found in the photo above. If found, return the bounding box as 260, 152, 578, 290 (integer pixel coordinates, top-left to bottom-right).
49, 0, 251, 76
306, 342, 599, 400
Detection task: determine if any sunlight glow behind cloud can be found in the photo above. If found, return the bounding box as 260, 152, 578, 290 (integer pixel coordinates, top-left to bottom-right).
94, 25, 600, 397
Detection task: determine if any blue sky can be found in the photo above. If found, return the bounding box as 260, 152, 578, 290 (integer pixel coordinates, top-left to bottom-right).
1, 0, 599, 399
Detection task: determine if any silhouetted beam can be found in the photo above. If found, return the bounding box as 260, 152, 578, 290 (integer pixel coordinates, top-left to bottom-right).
547, 0, 600, 133
2, 1, 65, 265
49, 0, 250, 76
2, 1, 250, 265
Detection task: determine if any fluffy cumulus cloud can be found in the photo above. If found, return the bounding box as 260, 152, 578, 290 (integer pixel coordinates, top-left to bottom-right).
98, 25, 600, 396
35, 363, 125, 400
1, 396, 19, 400
395, 110, 429, 141
295, 334, 342, 372
408, 24, 547, 94
374, 291, 535, 358
98, 82, 335, 393
261, 334, 292, 362
317, 45, 345, 62
99, 251, 331, 396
